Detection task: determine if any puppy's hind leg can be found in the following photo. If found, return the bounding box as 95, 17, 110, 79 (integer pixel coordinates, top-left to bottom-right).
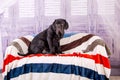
29, 40, 45, 54
42, 47, 50, 53
36, 40, 46, 54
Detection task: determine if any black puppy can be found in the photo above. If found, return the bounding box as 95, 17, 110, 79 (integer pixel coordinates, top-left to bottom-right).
18, 18, 69, 56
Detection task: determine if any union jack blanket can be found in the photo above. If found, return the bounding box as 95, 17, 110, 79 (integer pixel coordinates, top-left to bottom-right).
2, 33, 111, 80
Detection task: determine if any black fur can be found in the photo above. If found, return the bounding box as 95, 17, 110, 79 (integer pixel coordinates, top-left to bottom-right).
18, 18, 69, 56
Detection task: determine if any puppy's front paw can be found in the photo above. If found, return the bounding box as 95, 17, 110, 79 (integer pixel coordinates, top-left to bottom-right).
57, 50, 62, 54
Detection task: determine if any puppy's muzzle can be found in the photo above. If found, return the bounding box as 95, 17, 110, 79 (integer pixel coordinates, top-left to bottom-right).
58, 31, 64, 38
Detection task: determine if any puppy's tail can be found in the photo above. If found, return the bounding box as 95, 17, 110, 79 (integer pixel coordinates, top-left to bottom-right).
18, 43, 32, 56
17, 52, 29, 56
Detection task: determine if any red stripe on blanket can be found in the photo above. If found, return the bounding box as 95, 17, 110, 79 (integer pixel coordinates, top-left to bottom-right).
2, 53, 110, 73
60, 53, 111, 69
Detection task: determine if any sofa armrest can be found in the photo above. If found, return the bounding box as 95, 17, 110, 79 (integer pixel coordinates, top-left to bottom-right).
5, 35, 34, 57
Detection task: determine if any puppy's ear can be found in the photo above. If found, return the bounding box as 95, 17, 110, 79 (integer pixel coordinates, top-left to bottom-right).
52, 20, 56, 31
53, 19, 56, 25
64, 20, 69, 30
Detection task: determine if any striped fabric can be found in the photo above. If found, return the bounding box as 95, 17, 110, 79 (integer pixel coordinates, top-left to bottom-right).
2, 33, 111, 80
9, 35, 34, 56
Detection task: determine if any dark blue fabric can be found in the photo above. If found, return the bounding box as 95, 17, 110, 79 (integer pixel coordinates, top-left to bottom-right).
4, 63, 109, 80
63, 33, 77, 38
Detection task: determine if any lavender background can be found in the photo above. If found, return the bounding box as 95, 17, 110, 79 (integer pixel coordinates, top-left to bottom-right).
0, 0, 120, 75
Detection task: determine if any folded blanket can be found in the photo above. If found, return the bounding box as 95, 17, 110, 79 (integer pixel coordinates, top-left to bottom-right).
2, 33, 111, 80
61, 33, 111, 56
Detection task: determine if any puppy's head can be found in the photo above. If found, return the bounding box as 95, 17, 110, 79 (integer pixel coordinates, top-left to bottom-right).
52, 19, 69, 38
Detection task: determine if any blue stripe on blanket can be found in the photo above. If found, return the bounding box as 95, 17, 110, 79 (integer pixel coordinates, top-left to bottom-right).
4, 63, 108, 80
63, 33, 77, 38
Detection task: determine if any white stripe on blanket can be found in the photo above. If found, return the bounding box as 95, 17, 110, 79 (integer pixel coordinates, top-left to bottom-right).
60, 33, 89, 45
95, 64, 111, 78
11, 73, 90, 80
23, 35, 34, 41
63, 44, 108, 58
4, 46, 20, 59
13, 39, 28, 54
